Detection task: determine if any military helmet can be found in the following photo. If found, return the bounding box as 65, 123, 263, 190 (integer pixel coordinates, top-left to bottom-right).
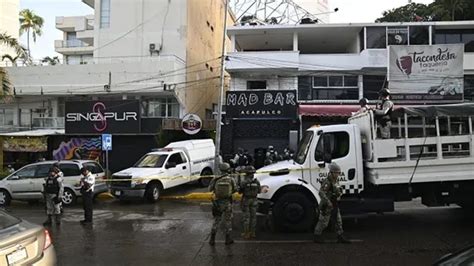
379, 88, 390, 97
359, 98, 368, 106
328, 162, 341, 173
219, 163, 231, 172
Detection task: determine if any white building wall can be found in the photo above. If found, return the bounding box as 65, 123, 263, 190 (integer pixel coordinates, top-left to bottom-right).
294, 0, 329, 23
0, 0, 20, 57
231, 76, 298, 91
93, 0, 187, 61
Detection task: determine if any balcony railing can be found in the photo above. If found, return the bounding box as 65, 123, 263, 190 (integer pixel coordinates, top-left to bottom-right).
57, 40, 90, 48
32, 117, 65, 129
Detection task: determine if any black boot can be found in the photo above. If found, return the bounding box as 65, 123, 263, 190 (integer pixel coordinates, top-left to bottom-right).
55, 214, 61, 225
209, 233, 216, 246
313, 234, 324, 243
225, 233, 234, 245
337, 234, 351, 244
43, 215, 52, 226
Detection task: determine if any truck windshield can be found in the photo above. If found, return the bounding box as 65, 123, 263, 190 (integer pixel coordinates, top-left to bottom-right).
134, 154, 168, 168
294, 131, 314, 164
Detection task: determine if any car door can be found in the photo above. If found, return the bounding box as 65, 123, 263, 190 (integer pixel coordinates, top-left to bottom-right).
165, 153, 187, 187
7, 165, 37, 199
59, 163, 82, 187
32, 164, 53, 194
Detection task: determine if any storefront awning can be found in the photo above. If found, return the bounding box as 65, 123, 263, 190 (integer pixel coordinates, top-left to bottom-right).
0, 129, 65, 137
299, 105, 360, 117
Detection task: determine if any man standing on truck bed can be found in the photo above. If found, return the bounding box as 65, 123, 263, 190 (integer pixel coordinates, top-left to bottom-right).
209, 163, 237, 246
313, 163, 350, 244
374, 88, 394, 139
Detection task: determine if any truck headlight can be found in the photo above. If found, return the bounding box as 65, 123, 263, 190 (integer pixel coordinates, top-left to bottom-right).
134, 178, 145, 185
260, 185, 269, 194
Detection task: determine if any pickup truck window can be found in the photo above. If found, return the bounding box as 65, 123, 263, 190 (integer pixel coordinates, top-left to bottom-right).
168, 153, 184, 165
134, 154, 168, 168
315, 132, 350, 161
295, 132, 314, 164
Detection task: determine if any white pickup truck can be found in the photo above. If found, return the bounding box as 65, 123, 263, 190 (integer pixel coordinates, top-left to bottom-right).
110, 139, 215, 202
256, 103, 474, 232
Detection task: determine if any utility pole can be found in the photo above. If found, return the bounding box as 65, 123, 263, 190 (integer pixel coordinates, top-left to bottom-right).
215, 0, 229, 174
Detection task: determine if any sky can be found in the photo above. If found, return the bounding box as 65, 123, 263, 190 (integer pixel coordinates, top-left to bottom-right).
19, 0, 434, 60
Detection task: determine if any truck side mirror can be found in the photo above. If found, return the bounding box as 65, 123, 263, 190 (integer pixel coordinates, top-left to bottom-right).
165, 162, 177, 169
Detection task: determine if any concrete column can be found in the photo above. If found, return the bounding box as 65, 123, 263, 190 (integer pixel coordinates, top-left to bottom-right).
293, 32, 298, 51
230, 34, 236, 52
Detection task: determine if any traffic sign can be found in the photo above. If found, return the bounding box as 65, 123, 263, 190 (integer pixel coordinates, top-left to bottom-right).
102, 134, 112, 151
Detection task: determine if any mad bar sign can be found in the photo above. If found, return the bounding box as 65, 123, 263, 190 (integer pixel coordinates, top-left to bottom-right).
66, 100, 140, 134
226, 90, 297, 119
388, 44, 464, 102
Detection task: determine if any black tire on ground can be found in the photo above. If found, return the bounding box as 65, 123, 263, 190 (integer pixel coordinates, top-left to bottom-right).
0, 189, 11, 206
198, 169, 213, 187
272, 191, 315, 232
144, 183, 161, 203
62, 188, 77, 206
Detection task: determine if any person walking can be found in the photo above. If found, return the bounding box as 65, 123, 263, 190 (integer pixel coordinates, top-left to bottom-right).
239, 166, 260, 240
79, 167, 95, 225
313, 162, 350, 244
208, 163, 237, 246
43, 167, 64, 226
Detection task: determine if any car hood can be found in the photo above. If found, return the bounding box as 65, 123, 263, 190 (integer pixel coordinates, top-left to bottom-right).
255, 160, 302, 181
113, 167, 164, 178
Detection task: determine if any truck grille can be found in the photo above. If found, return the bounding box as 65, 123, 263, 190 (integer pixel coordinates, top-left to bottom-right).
111, 175, 132, 188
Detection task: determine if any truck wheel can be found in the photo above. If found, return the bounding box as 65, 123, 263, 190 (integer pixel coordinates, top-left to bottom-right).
145, 183, 161, 203
199, 169, 213, 187
0, 189, 11, 206
272, 192, 315, 232
62, 188, 77, 206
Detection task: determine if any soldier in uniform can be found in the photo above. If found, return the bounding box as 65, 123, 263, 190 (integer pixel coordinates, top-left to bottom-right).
231, 147, 248, 171
374, 88, 394, 139
208, 163, 237, 246
239, 166, 260, 239
43, 166, 64, 226
313, 162, 350, 243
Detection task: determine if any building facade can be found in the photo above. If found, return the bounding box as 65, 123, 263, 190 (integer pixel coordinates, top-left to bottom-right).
0, 0, 20, 57
1, 0, 232, 171
223, 21, 474, 158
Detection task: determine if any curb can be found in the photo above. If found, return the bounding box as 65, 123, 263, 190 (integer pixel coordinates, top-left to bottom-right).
161, 192, 242, 201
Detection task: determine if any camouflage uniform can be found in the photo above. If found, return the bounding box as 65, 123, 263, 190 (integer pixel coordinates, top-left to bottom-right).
239, 166, 260, 239
43, 168, 64, 226
208, 163, 237, 245
314, 163, 350, 243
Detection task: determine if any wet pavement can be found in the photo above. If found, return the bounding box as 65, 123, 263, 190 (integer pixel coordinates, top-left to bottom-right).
5, 198, 474, 266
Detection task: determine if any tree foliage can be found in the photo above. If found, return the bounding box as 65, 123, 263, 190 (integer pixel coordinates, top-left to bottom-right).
19, 9, 44, 56
376, 0, 474, 22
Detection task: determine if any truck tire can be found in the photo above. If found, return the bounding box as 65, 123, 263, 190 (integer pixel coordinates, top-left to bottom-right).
145, 183, 161, 203
199, 168, 213, 187
272, 192, 315, 232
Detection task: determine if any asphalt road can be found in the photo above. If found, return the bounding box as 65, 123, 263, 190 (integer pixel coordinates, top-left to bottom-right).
4, 198, 474, 266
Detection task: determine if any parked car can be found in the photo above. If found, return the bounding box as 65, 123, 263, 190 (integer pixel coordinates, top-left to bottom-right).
0, 210, 56, 265
111, 139, 215, 202
0, 160, 108, 206
434, 245, 474, 265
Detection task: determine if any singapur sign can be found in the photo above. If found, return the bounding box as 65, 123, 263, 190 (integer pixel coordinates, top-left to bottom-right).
65, 101, 140, 134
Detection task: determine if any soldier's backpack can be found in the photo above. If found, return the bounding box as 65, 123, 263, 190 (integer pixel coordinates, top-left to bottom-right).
244, 180, 260, 198
214, 176, 233, 199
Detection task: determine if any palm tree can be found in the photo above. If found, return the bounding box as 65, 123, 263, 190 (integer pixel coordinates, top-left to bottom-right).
430, 0, 465, 20
0, 67, 11, 97
19, 9, 44, 57
41, 56, 60, 65
0, 32, 30, 65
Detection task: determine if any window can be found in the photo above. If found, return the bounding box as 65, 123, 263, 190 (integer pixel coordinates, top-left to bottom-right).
134, 154, 168, 168
247, 80, 267, 90
100, 0, 111, 28
179, 152, 187, 163
434, 29, 474, 52
0, 109, 14, 126
168, 153, 184, 165
35, 164, 53, 178
409, 26, 429, 45
366, 27, 386, 49
314, 132, 350, 161
13, 166, 36, 179
142, 98, 179, 118
295, 131, 313, 164
363, 75, 386, 101
19, 109, 31, 128
387, 27, 408, 45
465, 75, 474, 101
311, 75, 359, 100
60, 163, 81, 177
359, 29, 365, 52
83, 162, 104, 174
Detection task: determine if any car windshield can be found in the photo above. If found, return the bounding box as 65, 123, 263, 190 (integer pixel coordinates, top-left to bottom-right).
0, 212, 21, 229
294, 131, 314, 164
134, 154, 168, 168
